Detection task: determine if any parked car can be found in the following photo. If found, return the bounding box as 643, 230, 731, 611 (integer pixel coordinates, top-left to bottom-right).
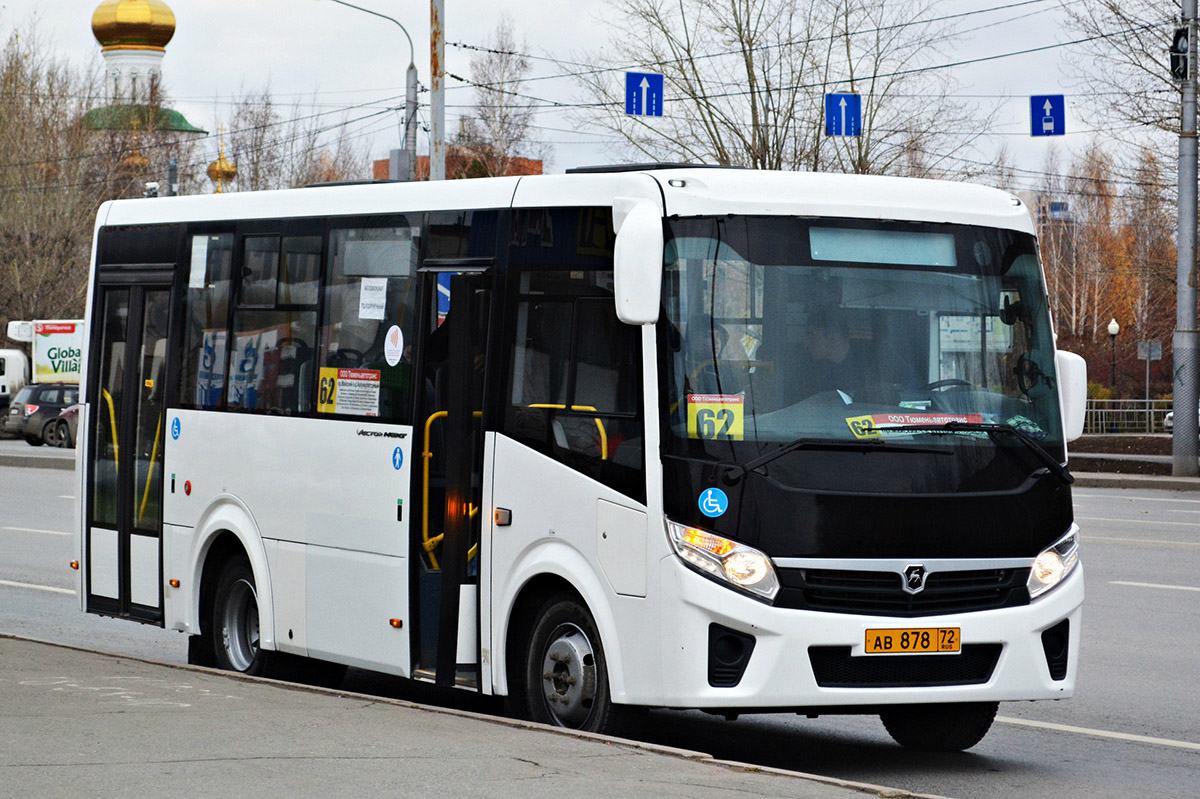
1163, 405, 1200, 431
48, 403, 80, 448
3, 383, 80, 446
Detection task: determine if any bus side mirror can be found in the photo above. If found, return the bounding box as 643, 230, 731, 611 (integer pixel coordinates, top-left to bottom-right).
612, 198, 663, 325
1055, 350, 1087, 442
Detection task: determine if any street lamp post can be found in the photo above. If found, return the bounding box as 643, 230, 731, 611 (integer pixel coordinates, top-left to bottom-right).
321, 0, 418, 180
1108, 318, 1120, 391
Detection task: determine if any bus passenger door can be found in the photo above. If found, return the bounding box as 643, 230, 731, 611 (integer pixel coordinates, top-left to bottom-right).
85, 277, 175, 623
413, 267, 492, 687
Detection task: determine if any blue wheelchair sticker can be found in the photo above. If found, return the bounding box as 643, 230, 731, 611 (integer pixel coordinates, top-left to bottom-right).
698, 487, 729, 518
170, 417, 181, 440
392, 447, 404, 470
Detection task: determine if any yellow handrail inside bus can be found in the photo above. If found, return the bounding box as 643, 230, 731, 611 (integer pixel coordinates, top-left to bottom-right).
422, 409, 482, 570
420, 405, 608, 570
137, 413, 163, 524
527, 404, 608, 460
101, 388, 119, 467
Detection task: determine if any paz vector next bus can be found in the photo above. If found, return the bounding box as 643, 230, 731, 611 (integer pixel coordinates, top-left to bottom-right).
75, 165, 1087, 751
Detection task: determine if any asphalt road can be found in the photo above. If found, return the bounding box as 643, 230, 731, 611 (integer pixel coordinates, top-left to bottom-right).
2, 462, 1197, 798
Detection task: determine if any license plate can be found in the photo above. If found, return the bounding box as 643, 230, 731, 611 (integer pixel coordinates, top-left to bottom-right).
865, 627, 960, 654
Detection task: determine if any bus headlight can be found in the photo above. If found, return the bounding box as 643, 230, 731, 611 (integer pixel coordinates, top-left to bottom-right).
1027, 526, 1080, 599
667, 520, 780, 602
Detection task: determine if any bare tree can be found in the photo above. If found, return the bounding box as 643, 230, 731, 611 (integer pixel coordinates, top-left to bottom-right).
0, 25, 108, 328
226, 84, 284, 191
1062, 0, 1176, 143
576, 0, 990, 176
219, 88, 368, 191
451, 15, 548, 177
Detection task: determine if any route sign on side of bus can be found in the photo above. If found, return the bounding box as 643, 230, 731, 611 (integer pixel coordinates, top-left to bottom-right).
625, 72, 664, 117
824, 93, 862, 137
1030, 95, 1065, 137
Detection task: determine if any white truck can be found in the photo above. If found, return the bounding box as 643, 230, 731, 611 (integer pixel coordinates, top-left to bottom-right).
0, 348, 30, 414
2, 319, 83, 414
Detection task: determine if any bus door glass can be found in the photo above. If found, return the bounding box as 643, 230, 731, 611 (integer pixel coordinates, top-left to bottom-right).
86, 276, 174, 622
413, 267, 492, 684
411, 209, 499, 686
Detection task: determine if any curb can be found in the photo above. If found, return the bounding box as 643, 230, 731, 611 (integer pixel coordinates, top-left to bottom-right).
0, 453, 74, 470
0, 631, 939, 799
1072, 472, 1200, 491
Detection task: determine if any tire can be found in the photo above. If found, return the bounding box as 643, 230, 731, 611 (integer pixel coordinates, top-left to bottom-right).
210, 556, 275, 675
880, 702, 999, 752
523, 594, 627, 734
24, 434, 44, 447
56, 420, 73, 448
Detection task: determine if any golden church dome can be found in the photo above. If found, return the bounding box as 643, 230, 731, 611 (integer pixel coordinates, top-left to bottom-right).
91, 0, 176, 52
207, 139, 237, 193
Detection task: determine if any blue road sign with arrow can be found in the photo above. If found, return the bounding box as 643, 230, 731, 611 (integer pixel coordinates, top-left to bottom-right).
1030, 95, 1065, 137
825, 93, 862, 137
625, 72, 664, 117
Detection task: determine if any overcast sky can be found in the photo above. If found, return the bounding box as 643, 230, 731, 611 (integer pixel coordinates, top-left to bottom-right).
0, 0, 1141, 185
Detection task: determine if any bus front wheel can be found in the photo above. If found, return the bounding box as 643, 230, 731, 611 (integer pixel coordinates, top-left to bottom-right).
524, 595, 622, 734
211, 556, 274, 676
880, 702, 998, 751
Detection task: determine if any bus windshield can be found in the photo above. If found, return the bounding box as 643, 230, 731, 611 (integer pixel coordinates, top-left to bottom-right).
661, 216, 1064, 474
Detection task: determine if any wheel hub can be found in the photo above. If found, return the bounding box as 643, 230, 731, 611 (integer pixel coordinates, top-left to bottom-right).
221, 578, 259, 672
540, 623, 597, 727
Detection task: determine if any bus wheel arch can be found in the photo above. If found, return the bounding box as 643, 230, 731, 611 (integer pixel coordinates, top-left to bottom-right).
186, 502, 276, 671
504, 575, 635, 735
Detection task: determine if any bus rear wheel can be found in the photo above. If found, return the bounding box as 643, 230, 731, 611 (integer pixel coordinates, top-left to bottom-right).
524, 595, 622, 734
880, 702, 998, 751
211, 556, 274, 675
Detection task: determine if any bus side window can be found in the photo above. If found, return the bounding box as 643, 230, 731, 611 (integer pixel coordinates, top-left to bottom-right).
316, 222, 419, 423
227, 236, 319, 415
180, 233, 234, 410
504, 270, 644, 503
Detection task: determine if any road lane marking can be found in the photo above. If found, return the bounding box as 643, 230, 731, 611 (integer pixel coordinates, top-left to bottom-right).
57, 495, 74, 500
1082, 535, 1200, 548
1075, 493, 1200, 504
1076, 516, 1200, 528
2, 526, 71, 537
1110, 580, 1200, 593
997, 716, 1200, 752
0, 579, 74, 595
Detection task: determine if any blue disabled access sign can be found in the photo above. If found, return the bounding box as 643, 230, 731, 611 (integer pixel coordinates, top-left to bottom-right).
1031, 95, 1065, 137
825, 93, 861, 137
626, 72, 664, 117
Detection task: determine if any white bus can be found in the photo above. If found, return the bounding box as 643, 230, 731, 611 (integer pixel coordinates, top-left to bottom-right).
75, 165, 1087, 751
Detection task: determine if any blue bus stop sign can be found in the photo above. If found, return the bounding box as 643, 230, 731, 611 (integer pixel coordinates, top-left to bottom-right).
825, 93, 862, 136
625, 72, 664, 117
1031, 95, 1065, 136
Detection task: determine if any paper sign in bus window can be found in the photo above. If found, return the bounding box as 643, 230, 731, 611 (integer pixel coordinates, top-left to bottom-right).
318, 367, 381, 416
687, 394, 744, 440
359, 277, 387, 320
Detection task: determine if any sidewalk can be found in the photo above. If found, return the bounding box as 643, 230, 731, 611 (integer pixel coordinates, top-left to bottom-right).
0, 635, 923, 799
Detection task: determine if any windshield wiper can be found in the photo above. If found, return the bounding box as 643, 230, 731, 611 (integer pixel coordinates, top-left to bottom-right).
879, 421, 1074, 485
720, 437, 950, 485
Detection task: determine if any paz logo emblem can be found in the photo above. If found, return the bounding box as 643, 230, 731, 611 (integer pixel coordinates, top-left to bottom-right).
902, 564, 928, 595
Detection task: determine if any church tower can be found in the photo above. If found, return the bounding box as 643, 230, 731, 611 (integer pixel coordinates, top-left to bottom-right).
91, 0, 176, 102
84, 0, 204, 134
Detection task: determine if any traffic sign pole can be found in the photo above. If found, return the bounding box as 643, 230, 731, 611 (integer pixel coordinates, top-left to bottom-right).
1176, 0, 1199, 475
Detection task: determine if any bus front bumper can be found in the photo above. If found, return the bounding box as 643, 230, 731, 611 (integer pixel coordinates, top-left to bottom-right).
652, 556, 1083, 710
